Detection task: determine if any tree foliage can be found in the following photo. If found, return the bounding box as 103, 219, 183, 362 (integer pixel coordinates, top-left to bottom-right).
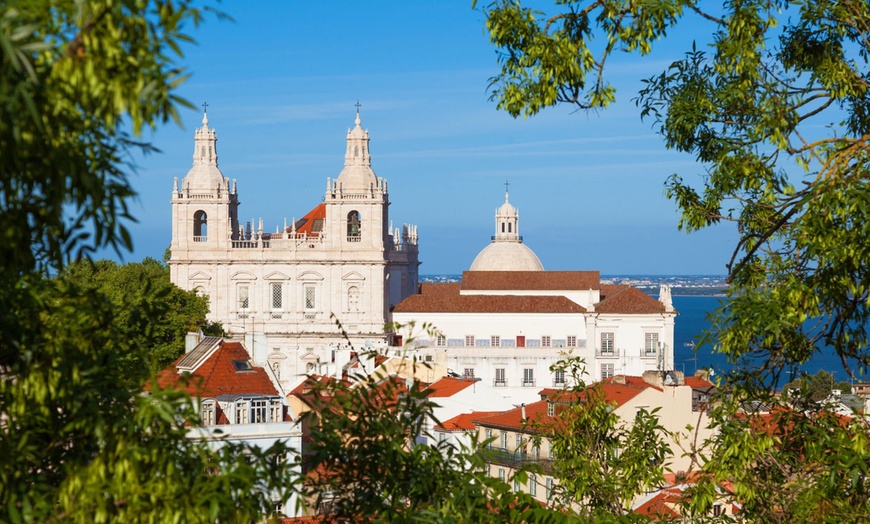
535, 359, 670, 519
0, 2, 292, 521
478, 0, 870, 520
57, 257, 221, 376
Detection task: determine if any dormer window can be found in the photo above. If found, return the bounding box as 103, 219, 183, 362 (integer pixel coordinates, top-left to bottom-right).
201, 401, 215, 426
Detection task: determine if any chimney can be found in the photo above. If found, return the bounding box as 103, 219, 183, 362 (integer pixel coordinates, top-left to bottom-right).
521, 403, 526, 422
184, 331, 201, 353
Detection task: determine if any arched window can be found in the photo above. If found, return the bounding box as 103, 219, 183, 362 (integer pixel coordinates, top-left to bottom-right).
501, 223, 505, 233
193, 210, 207, 241
347, 210, 361, 241
508, 223, 512, 233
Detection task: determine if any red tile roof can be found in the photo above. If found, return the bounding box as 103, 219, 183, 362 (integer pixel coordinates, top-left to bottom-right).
460, 270, 600, 291
596, 284, 668, 314
426, 376, 479, 397
155, 341, 278, 398
393, 289, 586, 314
436, 411, 502, 431
685, 376, 715, 389
602, 375, 664, 392
633, 489, 683, 520
286, 202, 326, 236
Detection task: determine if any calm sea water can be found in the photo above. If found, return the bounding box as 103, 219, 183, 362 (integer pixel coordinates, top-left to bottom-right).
673, 295, 865, 383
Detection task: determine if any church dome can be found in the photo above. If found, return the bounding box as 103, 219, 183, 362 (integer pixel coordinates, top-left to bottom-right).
469, 189, 544, 271
470, 242, 544, 271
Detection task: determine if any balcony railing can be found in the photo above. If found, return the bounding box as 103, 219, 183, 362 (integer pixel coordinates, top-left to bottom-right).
522, 379, 536, 387
595, 348, 620, 358
493, 379, 508, 387
482, 447, 552, 472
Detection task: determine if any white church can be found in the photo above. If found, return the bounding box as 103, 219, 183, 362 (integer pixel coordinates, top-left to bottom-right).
391, 192, 677, 403
169, 108, 675, 397
169, 109, 420, 387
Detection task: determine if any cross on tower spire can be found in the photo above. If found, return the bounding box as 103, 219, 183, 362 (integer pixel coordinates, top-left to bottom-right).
202, 102, 209, 113
504, 180, 510, 193
354, 100, 362, 113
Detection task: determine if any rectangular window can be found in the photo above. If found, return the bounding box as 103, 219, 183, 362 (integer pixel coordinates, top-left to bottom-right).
601, 332, 614, 353
491, 335, 500, 347
554, 369, 565, 385
463, 368, 475, 379
251, 399, 267, 423
566, 335, 577, 347
465, 335, 475, 347
523, 368, 535, 387
514, 477, 521, 492
439, 431, 447, 443
501, 431, 508, 449
270, 399, 283, 422
645, 333, 659, 355
516, 433, 523, 450
201, 402, 215, 426
495, 368, 506, 387
485, 428, 493, 446
499, 468, 506, 482
547, 402, 554, 417
436, 335, 446, 347
545, 477, 553, 500
601, 363, 615, 380
529, 474, 537, 497
239, 285, 250, 310
304, 285, 316, 310
271, 283, 282, 309
541, 335, 551, 347
235, 401, 249, 424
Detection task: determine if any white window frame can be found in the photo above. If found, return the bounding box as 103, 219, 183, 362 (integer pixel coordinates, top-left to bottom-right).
201, 401, 215, 426
436, 334, 446, 347
529, 474, 537, 497
251, 398, 267, 423
601, 332, 614, 353
501, 431, 508, 449
465, 335, 475, 347
235, 400, 249, 424
463, 368, 475, 379
554, 369, 565, 385
270, 399, 283, 422
491, 335, 500, 347
566, 335, 577, 347
495, 368, 506, 387
541, 335, 551, 347
601, 363, 615, 380
645, 332, 659, 355
523, 368, 535, 387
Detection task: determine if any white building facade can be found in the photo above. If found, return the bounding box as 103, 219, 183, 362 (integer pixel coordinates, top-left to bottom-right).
392, 193, 676, 404
169, 109, 419, 388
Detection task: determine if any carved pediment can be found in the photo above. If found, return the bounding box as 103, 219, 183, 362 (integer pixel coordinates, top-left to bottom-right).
230, 271, 257, 281
264, 271, 290, 281
342, 271, 366, 281
189, 271, 212, 281
298, 271, 324, 282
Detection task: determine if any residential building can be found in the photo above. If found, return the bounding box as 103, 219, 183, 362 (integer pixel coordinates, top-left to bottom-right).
470, 371, 716, 505
156, 335, 304, 518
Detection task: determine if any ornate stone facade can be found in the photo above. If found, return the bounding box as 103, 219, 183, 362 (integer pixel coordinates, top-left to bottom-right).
169, 109, 419, 388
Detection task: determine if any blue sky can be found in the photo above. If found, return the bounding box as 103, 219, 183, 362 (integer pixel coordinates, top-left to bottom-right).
123, 1, 734, 275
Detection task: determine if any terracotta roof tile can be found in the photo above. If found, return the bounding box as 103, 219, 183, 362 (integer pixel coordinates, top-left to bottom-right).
436, 411, 502, 431
393, 290, 586, 314
426, 376, 479, 397
286, 202, 326, 236
155, 341, 278, 398
460, 270, 600, 291
596, 284, 668, 314
685, 376, 715, 389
